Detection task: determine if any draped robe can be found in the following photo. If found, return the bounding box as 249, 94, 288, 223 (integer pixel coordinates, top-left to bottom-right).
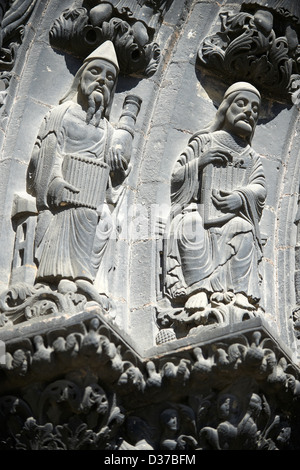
165, 130, 267, 304
27, 101, 118, 283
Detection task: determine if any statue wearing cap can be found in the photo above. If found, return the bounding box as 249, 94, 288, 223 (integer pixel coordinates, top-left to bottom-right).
165, 82, 267, 316
27, 40, 140, 304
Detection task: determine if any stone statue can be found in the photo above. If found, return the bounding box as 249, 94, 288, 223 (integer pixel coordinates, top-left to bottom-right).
27, 40, 140, 305
159, 408, 180, 450
165, 82, 267, 319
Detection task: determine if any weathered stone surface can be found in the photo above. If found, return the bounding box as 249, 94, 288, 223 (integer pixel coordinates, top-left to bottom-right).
0, 0, 299, 452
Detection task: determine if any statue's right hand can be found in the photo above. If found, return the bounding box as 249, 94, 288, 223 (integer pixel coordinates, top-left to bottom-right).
199, 148, 232, 169
48, 178, 79, 207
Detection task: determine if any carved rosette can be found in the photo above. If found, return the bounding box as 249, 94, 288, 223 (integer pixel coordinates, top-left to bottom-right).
0, 312, 299, 450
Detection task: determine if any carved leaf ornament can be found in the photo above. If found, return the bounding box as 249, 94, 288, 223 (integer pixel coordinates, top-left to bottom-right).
0, 316, 298, 449
198, 7, 300, 104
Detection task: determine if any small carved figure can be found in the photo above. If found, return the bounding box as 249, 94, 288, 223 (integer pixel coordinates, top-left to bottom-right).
27, 40, 140, 305
236, 393, 263, 449
159, 408, 180, 450
165, 81, 267, 320
200, 393, 240, 450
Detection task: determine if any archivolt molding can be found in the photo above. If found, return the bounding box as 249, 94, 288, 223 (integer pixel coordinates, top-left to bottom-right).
198, 4, 300, 105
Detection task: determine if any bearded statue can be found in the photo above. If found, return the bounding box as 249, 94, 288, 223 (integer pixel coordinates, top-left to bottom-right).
27, 40, 140, 303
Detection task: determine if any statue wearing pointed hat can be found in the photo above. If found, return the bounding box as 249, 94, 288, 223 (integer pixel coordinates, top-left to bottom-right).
27, 40, 141, 305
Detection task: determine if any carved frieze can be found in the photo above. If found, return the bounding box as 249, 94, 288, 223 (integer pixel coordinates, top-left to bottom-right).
0, 312, 299, 450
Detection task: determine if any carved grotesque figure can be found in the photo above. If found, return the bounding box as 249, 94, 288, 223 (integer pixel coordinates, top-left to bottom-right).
27, 40, 135, 304
165, 82, 266, 317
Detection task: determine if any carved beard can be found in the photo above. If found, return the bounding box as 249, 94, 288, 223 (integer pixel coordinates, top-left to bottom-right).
81, 81, 110, 126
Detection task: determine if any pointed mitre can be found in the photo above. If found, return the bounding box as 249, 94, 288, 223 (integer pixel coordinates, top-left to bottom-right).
83, 40, 119, 73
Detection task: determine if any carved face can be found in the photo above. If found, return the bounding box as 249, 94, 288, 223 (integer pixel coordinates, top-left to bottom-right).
80, 58, 117, 109
224, 91, 260, 139
277, 425, 291, 444
161, 409, 179, 431
218, 394, 239, 420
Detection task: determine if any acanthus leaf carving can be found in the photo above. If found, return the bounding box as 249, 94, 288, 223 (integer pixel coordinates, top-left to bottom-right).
0, 0, 38, 119
157, 81, 266, 342
198, 8, 300, 105
0, 281, 112, 325
0, 0, 38, 70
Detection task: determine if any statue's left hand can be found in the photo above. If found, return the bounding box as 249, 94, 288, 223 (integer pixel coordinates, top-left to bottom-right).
211, 190, 242, 212
108, 145, 128, 173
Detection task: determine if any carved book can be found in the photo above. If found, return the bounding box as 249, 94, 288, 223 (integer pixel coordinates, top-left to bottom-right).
62, 154, 110, 209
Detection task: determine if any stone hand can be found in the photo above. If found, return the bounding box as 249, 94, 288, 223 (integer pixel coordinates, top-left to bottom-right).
198, 148, 232, 170
48, 177, 79, 207
211, 190, 243, 212
108, 145, 128, 173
